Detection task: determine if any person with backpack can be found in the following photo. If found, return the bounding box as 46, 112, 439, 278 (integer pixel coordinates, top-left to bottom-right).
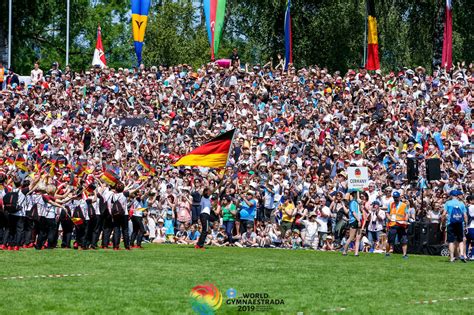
443, 190, 468, 263
64, 193, 90, 250
108, 181, 147, 250
3, 180, 28, 250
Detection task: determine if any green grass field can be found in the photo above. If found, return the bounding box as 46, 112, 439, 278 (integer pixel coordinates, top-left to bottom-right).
0, 245, 472, 314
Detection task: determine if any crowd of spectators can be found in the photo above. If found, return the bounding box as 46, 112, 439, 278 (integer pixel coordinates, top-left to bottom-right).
0, 55, 472, 253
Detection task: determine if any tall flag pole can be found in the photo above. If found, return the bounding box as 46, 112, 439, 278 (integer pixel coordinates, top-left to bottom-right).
365, 0, 380, 71
92, 24, 107, 68
284, 0, 293, 71
441, 0, 453, 70
131, 0, 151, 65
203, 0, 227, 61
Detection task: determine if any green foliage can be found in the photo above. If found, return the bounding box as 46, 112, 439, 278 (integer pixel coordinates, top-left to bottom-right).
0, 0, 472, 73
143, 0, 210, 69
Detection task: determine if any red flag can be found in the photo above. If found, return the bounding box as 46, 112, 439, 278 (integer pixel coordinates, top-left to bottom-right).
441, 0, 452, 70
92, 25, 106, 68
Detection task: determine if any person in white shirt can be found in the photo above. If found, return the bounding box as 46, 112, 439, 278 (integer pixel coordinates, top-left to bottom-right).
65, 194, 90, 250
30, 62, 43, 85
301, 212, 319, 249
109, 180, 147, 250
130, 192, 146, 248
33, 185, 65, 250
367, 200, 386, 252
5, 180, 28, 250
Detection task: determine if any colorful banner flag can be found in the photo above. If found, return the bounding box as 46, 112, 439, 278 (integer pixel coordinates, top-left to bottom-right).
131, 0, 151, 65
284, 0, 293, 71
203, 0, 227, 60
92, 24, 107, 68
365, 0, 380, 70
173, 129, 235, 168
441, 0, 452, 69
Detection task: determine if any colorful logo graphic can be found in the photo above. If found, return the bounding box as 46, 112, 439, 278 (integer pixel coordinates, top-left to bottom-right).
190, 283, 222, 315
355, 168, 361, 177
226, 288, 237, 298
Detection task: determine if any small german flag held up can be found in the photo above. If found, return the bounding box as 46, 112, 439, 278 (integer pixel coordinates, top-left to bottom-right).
173, 129, 235, 168
71, 217, 84, 225
365, 0, 380, 70
100, 169, 120, 187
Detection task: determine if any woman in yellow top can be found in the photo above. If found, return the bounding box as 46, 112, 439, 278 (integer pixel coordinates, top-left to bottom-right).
279, 197, 295, 237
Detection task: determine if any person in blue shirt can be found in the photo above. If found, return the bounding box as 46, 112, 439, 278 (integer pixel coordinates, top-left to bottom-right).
239, 190, 257, 233
342, 191, 362, 256
443, 190, 468, 263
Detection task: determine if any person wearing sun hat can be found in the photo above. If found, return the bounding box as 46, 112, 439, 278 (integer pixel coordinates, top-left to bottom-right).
443, 190, 468, 263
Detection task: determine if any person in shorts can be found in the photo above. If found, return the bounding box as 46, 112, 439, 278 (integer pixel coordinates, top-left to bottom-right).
385, 191, 411, 259
342, 191, 362, 256
443, 190, 468, 263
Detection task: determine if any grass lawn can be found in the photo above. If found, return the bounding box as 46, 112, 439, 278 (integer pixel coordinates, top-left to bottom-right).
0, 245, 472, 314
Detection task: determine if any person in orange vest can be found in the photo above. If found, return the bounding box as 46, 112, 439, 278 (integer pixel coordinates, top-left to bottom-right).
385, 191, 412, 259
0, 60, 7, 90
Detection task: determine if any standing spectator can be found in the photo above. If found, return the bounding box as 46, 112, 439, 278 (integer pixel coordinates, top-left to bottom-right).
239, 190, 257, 232
385, 192, 411, 259
367, 200, 386, 252
220, 196, 237, 244
30, 62, 43, 85
278, 197, 295, 237
342, 192, 362, 256
443, 190, 468, 263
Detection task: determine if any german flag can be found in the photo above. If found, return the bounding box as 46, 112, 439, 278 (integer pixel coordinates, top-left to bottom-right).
138, 157, 155, 175
100, 169, 120, 187
15, 154, 28, 172
173, 129, 235, 168
365, 0, 380, 70
71, 217, 84, 226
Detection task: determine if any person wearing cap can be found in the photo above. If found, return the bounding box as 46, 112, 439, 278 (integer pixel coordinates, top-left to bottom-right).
385, 191, 411, 259
442, 190, 468, 263
367, 200, 385, 252
342, 191, 362, 256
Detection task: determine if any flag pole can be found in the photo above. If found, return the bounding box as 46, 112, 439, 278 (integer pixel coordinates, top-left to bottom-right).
362, 0, 368, 68
225, 129, 238, 167
66, 0, 70, 66
7, 0, 12, 68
